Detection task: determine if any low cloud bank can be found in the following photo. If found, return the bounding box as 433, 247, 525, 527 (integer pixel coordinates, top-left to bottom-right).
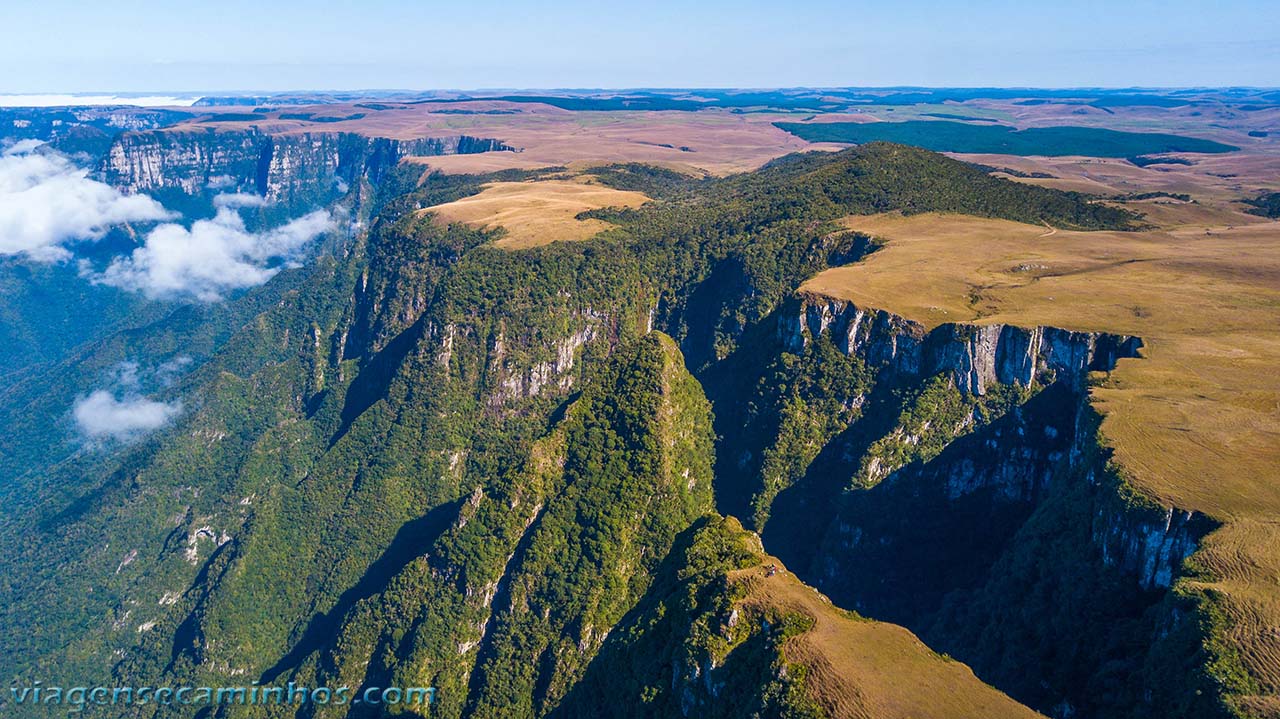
93, 205, 333, 301
0, 144, 173, 260
213, 192, 268, 209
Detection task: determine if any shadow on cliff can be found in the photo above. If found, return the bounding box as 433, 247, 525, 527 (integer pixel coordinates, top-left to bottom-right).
547, 517, 790, 719
328, 313, 427, 448
693, 312, 781, 525
794, 382, 1080, 624
766, 376, 1220, 717
759, 376, 924, 573
259, 496, 465, 683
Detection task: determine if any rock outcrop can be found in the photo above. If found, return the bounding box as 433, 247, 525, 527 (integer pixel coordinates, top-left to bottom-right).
1095, 504, 1204, 590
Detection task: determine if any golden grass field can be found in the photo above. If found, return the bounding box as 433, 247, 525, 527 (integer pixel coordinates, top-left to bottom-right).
801, 207, 1280, 706
421, 178, 650, 249
803, 210, 1280, 518
726, 535, 1042, 719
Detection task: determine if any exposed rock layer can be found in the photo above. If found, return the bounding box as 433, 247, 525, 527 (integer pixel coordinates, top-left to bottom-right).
783, 292, 1144, 395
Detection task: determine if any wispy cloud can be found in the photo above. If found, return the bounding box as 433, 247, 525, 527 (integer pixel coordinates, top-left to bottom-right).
213, 192, 268, 209
207, 175, 238, 190
92, 203, 333, 301
4, 138, 47, 155
0, 144, 174, 260
73, 361, 186, 442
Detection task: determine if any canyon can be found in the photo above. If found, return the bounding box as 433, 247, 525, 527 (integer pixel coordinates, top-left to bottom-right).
0, 95, 1277, 719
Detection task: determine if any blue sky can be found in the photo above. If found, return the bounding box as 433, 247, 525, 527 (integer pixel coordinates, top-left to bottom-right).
2, 0, 1277, 92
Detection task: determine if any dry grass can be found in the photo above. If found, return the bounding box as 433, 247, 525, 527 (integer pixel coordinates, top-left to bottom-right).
1185, 519, 1280, 704
730, 556, 1043, 719
421, 178, 650, 249
169, 95, 1280, 189
949, 152, 1280, 202
801, 210, 1280, 698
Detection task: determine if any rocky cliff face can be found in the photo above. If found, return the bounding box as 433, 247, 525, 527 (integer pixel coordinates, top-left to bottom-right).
101, 129, 513, 204
2, 106, 191, 157
779, 293, 1202, 589
484, 318, 607, 407
783, 293, 1144, 394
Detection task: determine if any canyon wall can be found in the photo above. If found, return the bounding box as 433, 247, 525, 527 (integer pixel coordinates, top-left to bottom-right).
757, 293, 1218, 717
101, 129, 513, 205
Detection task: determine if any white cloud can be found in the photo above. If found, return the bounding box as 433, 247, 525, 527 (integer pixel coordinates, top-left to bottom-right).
74, 391, 182, 441
73, 360, 187, 442
3, 139, 47, 155
0, 146, 173, 260
156, 356, 194, 385
0, 143, 332, 300
212, 192, 268, 209
207, 175, 237, 190
93, 203, 333, 301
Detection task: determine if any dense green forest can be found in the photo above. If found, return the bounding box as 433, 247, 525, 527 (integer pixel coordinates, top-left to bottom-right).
552, 514, 826, 719
0, 257, 163, 380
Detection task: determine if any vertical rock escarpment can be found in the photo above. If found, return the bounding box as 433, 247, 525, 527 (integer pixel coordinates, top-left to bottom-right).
101, 129, 514, 203
790, 294, 1201, 584
782, 292, 1144, 395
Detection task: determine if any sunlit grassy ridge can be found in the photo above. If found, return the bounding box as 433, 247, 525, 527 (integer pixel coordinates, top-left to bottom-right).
555, 514, 1042, 719
423, 178, 651, 248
